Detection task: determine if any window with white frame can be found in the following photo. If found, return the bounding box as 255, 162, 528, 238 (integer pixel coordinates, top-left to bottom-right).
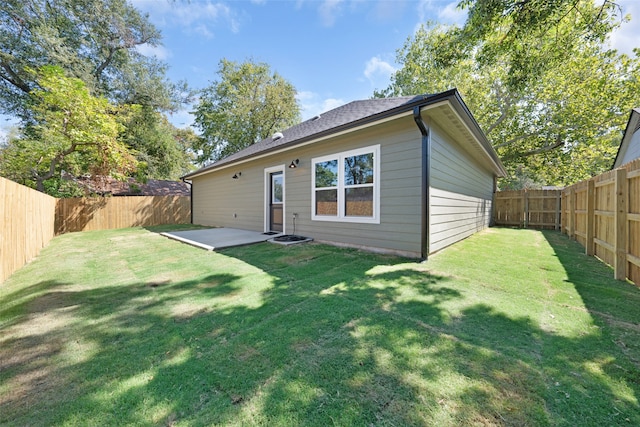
312, 145, 380, 223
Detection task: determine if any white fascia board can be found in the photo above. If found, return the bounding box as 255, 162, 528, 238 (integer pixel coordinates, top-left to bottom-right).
421, 100, 506, 177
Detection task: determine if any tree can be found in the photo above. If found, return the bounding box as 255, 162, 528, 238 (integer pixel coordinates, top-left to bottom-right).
440, 0, 627, 89
1, 0, 194, 185
0, 66, 137, 193
193, 59, 301, 164
0, 0, 181, 118
378, 24, 640, 187
119, 104, 195, 180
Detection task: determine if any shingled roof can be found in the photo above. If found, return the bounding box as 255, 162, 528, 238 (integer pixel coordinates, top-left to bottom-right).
75, 176, 190, 196
184, 89, 505, 179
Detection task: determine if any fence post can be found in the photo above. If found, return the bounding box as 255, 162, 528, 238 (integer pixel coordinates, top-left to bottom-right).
615, 168, 628, 281
585, 179, 595, 256
523, 190, 529, 228
561, 190, 566, 234
490, 176, 497, 226
555, 191, 561, 231
568, 187, 575, 239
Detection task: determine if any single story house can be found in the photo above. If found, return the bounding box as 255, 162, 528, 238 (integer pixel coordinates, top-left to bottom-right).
613, 108, 640, 168
183, 89, 506, 258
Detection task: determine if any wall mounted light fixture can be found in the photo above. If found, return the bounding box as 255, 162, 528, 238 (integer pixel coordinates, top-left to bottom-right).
289, 159, 299, 169
232, 172, 242, 179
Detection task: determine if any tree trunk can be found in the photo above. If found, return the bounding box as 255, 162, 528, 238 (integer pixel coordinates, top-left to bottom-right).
35, 177, 45, 193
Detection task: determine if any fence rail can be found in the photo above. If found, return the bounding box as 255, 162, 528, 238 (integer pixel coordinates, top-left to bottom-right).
562, 158, 640, 286
1, 177, 57, 283
494, 190, 562, 229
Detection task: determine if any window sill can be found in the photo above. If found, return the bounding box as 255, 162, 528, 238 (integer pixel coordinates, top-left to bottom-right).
311, 215, 380, 224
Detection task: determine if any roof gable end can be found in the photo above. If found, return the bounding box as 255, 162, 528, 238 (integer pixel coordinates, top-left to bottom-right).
613, 108, 640, 169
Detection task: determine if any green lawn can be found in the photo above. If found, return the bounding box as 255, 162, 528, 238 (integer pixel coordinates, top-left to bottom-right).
1, 226, 639, 426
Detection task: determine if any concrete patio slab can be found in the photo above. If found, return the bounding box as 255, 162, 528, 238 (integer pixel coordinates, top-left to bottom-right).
160, 228, 278, 251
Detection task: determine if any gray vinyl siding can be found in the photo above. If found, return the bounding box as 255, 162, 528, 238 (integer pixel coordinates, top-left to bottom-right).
191, 165, 266, 231
192, 115, 424, 257
620, 129, 640, 166
429, 124, 494, 253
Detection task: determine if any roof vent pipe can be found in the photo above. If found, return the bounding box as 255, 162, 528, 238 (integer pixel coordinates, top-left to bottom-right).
272, 132, 284, 141
311, 114, 321, 121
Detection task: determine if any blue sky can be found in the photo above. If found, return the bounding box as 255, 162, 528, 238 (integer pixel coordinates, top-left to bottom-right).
1, 0, 639, 139
130, 0, 468, 126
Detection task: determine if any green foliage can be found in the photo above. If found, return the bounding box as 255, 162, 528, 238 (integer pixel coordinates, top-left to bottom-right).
379, 24, 640, 187
0, 66, 137, 193
42, 176, 85, 197
0, 0, 183, 118
119, 104, 195, 180
449, 0, 626, 89
499, 165, 547, 191
193, 59, 301, 164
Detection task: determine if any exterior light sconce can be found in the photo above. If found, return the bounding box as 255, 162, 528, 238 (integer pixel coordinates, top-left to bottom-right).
232, 172, 242, 179
289, 159, 299, 169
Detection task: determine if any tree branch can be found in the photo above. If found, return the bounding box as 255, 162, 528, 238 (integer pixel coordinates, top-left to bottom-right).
485, 89, 513, 134
33, 141, 78, 191
93, 31, 157, 81
0, 58, 31, 93
502, 136, 565, 160
494, 132, 539, 149
94, 46, 118, 80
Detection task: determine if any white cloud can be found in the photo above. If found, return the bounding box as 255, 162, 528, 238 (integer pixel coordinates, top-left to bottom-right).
318, 0, 344, 27
321, 98, 346, 112
363, 56, 397, 90
132, 0, 241, 35
194, 24, 214, 39
608, 0, 640, 56
437, 2, 467, 25
135, 43, 171, 60
364, 56, 396, 81
173, 2, 232, 26
296, 91, 316, 102
296, 91, 345, 120
416, 0, 466, 28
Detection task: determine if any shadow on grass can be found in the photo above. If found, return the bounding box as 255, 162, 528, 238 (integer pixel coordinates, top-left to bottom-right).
541, 230, 640, 420
2, 234, 640, 425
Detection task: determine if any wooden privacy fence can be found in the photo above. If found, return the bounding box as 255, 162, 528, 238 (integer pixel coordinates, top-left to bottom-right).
55, 196, 191, 234
1, 177, 57, 283
2, 177, 191, 284
562, 158, 640, 286
494, 190, 562, 229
